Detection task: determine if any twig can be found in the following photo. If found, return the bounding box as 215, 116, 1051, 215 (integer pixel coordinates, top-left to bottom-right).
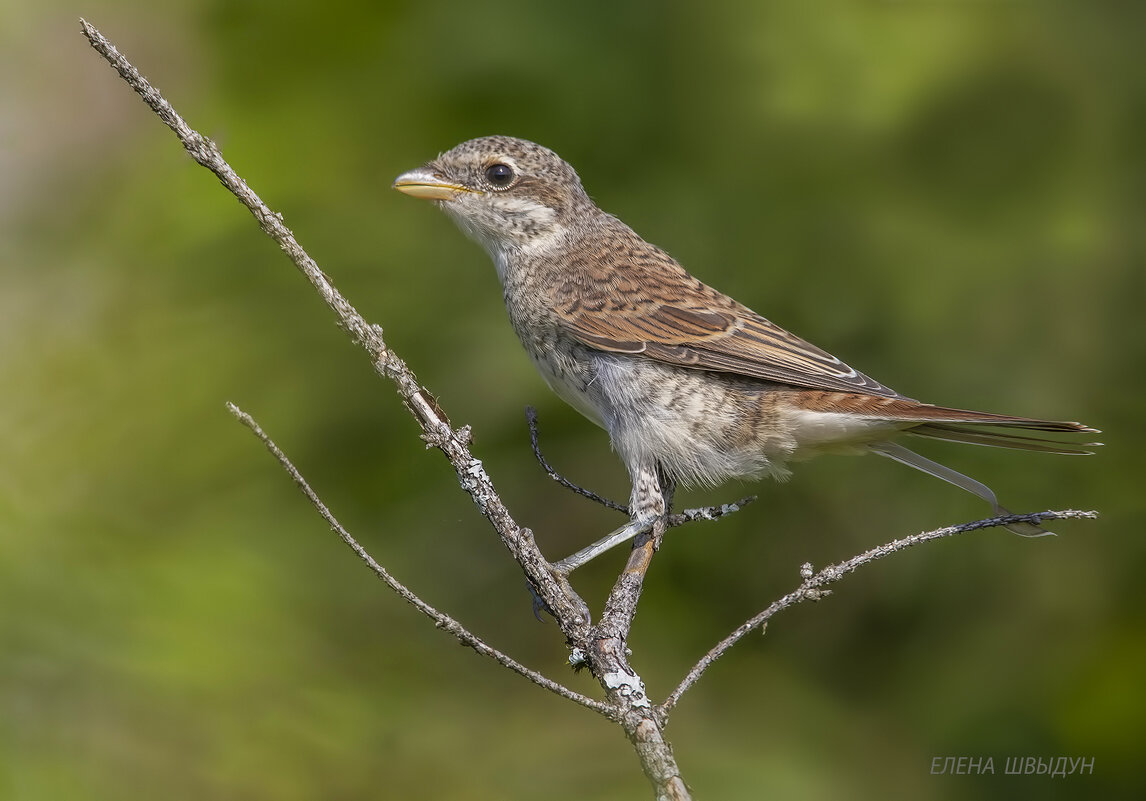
526, 405, 758, 529
227, 403, 615, 718
526, 406, 628, 512
659, 508, 1099, 718
667, 496, 756, 528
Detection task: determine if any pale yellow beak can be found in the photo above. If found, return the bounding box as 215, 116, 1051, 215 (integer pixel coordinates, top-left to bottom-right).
392, 167, 472, 201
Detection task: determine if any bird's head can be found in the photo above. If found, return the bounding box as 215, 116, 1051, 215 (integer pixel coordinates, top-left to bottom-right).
393, 136, 594, 266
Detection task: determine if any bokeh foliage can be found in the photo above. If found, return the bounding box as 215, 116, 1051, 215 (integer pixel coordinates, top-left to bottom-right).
2, 1, 1142, 799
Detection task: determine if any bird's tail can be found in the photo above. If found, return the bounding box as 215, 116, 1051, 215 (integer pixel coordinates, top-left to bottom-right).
796, 393, 1100, 454
907, 421, 1099, 454
798, 393, 1100, 534
867, 400, 1101, 452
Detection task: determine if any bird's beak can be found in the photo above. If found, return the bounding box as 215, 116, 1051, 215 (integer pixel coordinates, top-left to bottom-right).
392, 167, 472, 201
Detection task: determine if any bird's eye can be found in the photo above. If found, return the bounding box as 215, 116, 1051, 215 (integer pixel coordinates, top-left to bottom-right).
485, 163, 515, 188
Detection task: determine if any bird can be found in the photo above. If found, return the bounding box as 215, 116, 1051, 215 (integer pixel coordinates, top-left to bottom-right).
393, 136, 1098, 571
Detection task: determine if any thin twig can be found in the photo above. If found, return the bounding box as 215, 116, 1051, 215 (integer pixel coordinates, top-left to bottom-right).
526, 405, 758, 528
226, 402, 615, 718
526, 406, 628, 512
667, 496, 757, 527
659, 508, 1099, 719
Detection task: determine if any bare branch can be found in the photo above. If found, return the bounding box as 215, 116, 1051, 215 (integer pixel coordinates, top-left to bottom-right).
78, 17, 591, 640
226, 402, 615, 718
77, 16, 695, 787
659, 508, 1099, 718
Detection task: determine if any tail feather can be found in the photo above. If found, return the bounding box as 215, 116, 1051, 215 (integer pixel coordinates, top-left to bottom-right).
869, 401, 1099, 433
869, 441, 1052, 537
795, 392, 1100, 439
908, 423, 1100, 455
796, 392, 1096, 534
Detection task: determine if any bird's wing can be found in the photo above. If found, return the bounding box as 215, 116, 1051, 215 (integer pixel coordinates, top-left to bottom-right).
551, 242, 904, 398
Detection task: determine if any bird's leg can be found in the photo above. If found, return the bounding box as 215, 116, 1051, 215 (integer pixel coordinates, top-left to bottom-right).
653, 466, 676, 551
551, 519, 652, 574
552, 462, 669, 574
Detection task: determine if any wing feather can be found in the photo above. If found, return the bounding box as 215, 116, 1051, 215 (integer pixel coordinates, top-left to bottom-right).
556, 278, 903, 397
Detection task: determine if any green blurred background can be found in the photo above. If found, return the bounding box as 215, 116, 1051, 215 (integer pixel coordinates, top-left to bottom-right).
2, 1, 1142, 799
